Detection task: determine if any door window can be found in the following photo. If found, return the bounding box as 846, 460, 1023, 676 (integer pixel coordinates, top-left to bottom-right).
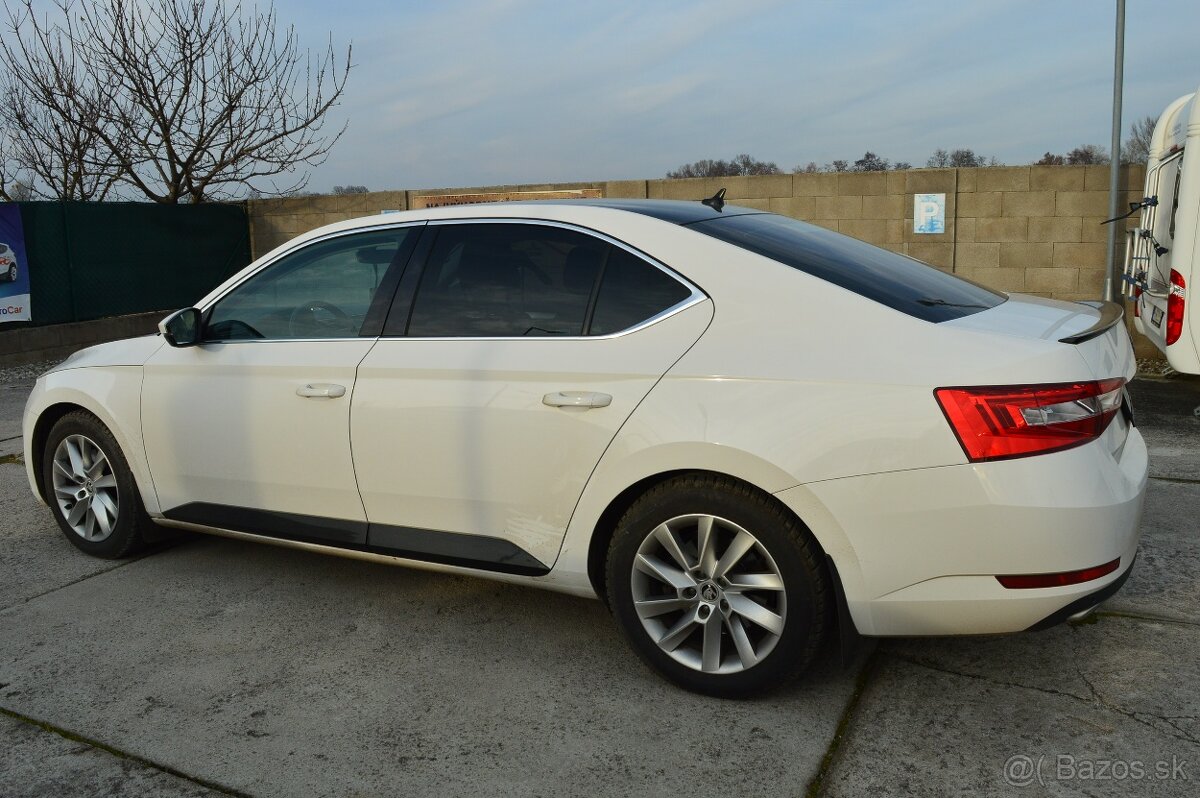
407, 223, 604, 337
205, 227, 416, 340
404, 222, 695, 337
588, 247, 693, 335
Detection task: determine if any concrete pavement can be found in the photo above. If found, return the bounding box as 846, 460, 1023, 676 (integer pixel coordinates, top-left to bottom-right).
1, 370, 1197, 797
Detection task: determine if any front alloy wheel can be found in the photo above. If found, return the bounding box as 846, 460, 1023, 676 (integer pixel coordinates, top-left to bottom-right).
43, 410, 148, 559
51, 434, 120, 542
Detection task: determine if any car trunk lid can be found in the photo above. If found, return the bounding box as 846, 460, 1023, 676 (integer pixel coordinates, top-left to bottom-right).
943, 294, 1136, 382
942, 294, 1137, 455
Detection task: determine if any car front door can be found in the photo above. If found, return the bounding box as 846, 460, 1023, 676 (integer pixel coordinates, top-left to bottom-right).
141, 223, 422, 545
350, 220, 713, 572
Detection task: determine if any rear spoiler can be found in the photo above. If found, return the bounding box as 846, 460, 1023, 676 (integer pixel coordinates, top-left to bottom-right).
1059, 301, 1125, 345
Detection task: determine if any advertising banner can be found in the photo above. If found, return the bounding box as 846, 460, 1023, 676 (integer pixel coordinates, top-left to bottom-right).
0, 204, 29, 322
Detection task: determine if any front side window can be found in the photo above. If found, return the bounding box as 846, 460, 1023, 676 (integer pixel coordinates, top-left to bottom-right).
205, 227, 415, 340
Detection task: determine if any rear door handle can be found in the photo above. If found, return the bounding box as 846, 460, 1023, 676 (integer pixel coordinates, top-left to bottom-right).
296, 383, 347, 399
543, 391, 612, 409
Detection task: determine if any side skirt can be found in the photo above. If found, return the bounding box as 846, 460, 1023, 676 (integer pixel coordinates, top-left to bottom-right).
159, 503, 550, 577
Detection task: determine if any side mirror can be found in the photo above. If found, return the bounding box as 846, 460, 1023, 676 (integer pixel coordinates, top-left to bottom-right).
159, 307, 202, 347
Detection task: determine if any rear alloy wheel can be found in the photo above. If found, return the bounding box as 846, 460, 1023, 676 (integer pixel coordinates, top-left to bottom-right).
43, 411, 149, 558
607, 475, 827, 697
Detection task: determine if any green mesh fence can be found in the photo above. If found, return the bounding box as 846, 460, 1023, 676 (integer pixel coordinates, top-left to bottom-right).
18, 201, 250, 326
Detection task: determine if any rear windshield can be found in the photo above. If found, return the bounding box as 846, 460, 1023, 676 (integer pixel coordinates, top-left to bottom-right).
688, 213, 1005, 322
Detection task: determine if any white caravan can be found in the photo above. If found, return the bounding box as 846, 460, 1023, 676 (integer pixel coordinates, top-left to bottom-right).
1125, 84, 1200, 373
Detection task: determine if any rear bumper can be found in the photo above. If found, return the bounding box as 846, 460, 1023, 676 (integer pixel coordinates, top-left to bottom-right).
776, 424, 1148, 636
1025, 553, 1136, 631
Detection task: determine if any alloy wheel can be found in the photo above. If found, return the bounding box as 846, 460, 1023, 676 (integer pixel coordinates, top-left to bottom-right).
630, 514, 786, 674
51, 434, 120, 542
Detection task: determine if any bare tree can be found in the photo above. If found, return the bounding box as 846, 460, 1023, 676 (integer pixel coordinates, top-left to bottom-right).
332, 184, 368, 194
926, 148, 999, 168
1123, 115, 1156, 164
1065, 144, 1109, 165
852, 151, 890, 171
667, 154, 781, 178
950, 149, 997, 167
0, 13, 123, 201
1036, 152, 1066, 165
0, 0, 352, 202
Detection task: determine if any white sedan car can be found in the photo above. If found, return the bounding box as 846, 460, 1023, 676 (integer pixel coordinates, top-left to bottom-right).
0, 242, 18, 283
23, 197, 1147, 696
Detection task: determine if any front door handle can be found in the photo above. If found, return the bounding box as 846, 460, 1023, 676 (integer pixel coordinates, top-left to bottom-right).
543, 391, 612, 409
296, 383, 347, 399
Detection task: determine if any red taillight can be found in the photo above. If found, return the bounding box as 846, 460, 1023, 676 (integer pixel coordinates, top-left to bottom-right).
1166, 269, 1186, 346
997, 558, 1120, 589
934, 378, 1125, 462
1132, 285, 1142, 318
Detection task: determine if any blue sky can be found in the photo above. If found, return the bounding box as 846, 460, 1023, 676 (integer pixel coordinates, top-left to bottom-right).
283, 0, 1200, 191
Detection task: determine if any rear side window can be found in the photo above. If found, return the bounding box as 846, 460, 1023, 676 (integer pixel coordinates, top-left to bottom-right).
405, 223, 695, 337
688, 213, 1004, 322
589, 248, 692, 335
408, 224, 602, 337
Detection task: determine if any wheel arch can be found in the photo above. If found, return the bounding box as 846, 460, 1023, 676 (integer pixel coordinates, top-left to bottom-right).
26, 374, 160, 515
29, 401, 82, 503
582, 467, 843, 610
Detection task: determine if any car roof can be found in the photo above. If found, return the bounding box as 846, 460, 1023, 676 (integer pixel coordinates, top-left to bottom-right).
504, 198, 763, 225
253, 198, 767, 273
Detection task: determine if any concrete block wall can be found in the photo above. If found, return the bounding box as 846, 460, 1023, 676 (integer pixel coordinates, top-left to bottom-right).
250, 166, 1142, 302
247, 165, 1154, 357
248, 181, 648, 257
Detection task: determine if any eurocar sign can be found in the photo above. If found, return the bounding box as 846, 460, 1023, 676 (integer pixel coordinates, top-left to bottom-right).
0, 204, 29, 323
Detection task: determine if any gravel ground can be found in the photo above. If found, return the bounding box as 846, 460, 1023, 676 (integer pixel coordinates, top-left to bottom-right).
1136, 357, 1176, 378
0, 360, 62, 387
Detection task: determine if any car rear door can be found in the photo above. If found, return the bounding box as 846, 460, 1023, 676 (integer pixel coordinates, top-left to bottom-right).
141, 224, 422, 545
350, 219, 712, 571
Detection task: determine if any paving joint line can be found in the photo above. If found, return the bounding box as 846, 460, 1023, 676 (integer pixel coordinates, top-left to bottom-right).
1148, 475, 1200, 485
805, 648, 880, 798
0, 553, 154, 614
1090, 609, 1200, 629
0, 705, 254, 797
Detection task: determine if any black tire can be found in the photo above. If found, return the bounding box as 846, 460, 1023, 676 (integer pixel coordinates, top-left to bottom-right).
6, 264, 14, 282
606, 474, 828, 697
42, 410, 150, 559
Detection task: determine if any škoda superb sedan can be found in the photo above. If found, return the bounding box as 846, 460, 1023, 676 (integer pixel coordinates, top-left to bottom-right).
24, 196, 1147, 696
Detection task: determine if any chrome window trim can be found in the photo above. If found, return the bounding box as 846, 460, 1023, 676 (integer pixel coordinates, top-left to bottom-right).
386, 217, 708, 341
197, 215, 709, 344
